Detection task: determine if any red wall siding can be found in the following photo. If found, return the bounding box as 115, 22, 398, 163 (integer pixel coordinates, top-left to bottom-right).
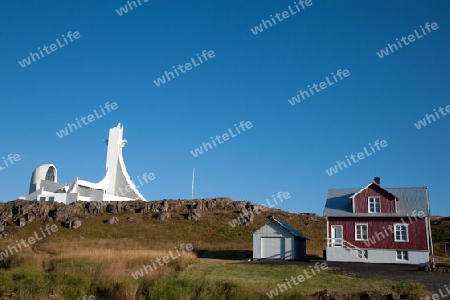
353, 184, 396, 213
328, 217, 428, 250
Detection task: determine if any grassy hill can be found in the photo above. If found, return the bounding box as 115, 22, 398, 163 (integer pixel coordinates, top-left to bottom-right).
0, 198, 447, 299
0, 198, 327, 257
430, 216, 450, 261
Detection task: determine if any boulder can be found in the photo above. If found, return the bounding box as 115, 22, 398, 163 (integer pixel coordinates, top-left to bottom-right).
156, 211, 170, 220
71, 220, 82, 229
108, 216, 119, 224
205, 200, 217, 211
65, 217, 81, 229
106, 202, 122, 214
123, 204, 136, 212
16, 217, 26, 227
0, 207, 13, 220
52, 204, 82, 222
25, 213, 35, 223
188, 209, 201, 221
214, 197, 234, 209
162, 200, 169, 211
86, 201, 107, 214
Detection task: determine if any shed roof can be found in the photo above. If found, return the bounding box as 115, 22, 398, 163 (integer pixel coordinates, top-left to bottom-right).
324, 187, 430, 217
256, 217, 308, 239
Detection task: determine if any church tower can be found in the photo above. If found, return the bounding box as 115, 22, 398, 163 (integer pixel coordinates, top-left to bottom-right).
104, 123, 146, 200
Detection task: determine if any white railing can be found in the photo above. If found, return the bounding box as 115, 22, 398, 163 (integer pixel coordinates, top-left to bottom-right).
327, 238, 368, 261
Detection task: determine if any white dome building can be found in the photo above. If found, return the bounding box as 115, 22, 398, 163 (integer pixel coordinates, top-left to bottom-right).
29, 164, 57, 194
23, 123, 146, 204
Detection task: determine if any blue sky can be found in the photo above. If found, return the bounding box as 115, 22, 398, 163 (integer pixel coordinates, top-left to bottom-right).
1, 0, 449, 216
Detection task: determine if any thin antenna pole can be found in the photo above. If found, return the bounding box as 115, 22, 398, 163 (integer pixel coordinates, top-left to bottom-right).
191, 168, 195, 200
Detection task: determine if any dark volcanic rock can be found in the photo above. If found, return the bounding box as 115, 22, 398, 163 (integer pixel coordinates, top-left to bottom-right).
86, 202, 107, 214
156, 211, 170, 220
50, 202, 83, 222
188, 209, 201, 221
106, 202, 123, 214
0, 197, 268, 237
16, 217, 26, 227
239, 207, 254, 225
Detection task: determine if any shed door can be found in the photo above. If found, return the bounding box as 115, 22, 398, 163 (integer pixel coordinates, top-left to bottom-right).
261, 237, 285, 259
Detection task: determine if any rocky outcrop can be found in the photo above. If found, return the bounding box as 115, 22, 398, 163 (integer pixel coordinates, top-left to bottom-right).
0, 206, 12, 223
156, 211, 170, 221
0, 197, 271, 237
0, 223, 5, 238
25, 213, 35, 223
86, 201, 107, 215
52, 203, 82, 222
238, 207, 254, 225
106, 202, 123, 214
15, 217, 26, 227
188, 209, 201, 221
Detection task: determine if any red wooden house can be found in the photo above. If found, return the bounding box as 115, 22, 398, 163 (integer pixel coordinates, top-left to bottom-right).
323, 177, 432, 265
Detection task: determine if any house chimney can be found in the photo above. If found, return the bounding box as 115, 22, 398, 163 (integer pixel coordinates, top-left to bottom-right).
373, 177, 380, 184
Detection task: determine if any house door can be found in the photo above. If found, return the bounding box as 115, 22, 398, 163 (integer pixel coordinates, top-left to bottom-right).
331, 225, 343, 247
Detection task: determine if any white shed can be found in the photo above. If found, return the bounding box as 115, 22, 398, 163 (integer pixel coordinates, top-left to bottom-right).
253, 217, 307, 261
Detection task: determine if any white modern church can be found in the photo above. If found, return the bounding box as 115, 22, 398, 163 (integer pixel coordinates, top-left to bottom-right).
23, 123, 146, 204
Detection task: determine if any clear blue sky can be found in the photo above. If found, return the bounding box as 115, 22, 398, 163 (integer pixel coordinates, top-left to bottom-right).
1, 0, 449, 216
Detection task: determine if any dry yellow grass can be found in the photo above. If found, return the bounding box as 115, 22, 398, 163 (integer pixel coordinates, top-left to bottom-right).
35, 239, 199, 282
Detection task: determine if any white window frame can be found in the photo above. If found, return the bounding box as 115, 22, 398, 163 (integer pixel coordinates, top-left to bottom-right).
355, 223, 368, 241
396, 250, 408, 261
394, 223, 409, 242
368, 196, 381, 213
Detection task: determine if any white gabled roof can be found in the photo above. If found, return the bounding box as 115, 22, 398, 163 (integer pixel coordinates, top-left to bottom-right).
350, 181, 398, 200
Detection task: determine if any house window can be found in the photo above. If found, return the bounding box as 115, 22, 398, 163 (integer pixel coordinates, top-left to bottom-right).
39, 197, 46, 202
48, 196, 55, 202
355, 224, 368, 241
368, 197, 380, 213
394, 224, 408, 242
396, 251, 408, 261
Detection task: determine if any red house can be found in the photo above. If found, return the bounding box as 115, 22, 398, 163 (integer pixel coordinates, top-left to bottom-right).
323, 177, 432, 265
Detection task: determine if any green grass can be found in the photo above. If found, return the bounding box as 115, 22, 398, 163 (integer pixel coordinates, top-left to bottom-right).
176, 259, 426, 298
0, 202, 442, 299
0, 255, 426, 299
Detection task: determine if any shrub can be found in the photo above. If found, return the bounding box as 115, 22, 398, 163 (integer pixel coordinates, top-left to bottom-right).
0, 251, 25, 269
